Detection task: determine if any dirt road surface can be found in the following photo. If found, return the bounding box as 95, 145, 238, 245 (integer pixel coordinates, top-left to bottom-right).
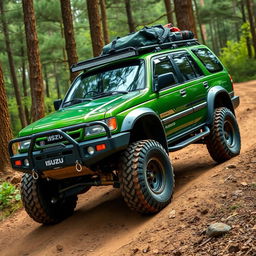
0, 81, 255, 256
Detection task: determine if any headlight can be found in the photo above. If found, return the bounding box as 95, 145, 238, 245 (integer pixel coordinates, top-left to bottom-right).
85, 117, 117, 136
18, 140, 31, 150
85, 125, 105, 136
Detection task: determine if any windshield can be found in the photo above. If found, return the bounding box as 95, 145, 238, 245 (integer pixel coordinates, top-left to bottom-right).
63, 60, 145, 107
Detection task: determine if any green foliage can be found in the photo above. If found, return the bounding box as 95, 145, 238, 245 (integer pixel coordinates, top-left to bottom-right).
0, 181, 22, 221
220, 23, 256, 82
0, 181, 21, 211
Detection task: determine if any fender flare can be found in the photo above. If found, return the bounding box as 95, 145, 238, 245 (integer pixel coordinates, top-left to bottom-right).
120, 107, 168, 151
207, 86, 234, 125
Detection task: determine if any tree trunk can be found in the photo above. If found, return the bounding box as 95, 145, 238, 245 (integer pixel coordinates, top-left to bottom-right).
22, 0, 45, 121
246, 0, 256, 59
53, 64, 61, 99
43, 64, 50, 98
241, 1, 252, 58
125, 0, 136, 33
87, 0, 104, 57
0, 64, 13, 173
173, 0, 198, 37
0, 1, 27, 128
193, 0, 206, 44
20, 41, 30, 124
163, 0, 173, 24
209, 21, 217, 53
100, 0, 110, 44
60, 0, 79, 82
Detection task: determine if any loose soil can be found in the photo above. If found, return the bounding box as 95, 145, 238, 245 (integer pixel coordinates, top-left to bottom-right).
0, 81, 255, 256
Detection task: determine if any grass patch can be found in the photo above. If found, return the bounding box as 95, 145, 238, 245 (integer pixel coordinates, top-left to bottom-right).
0, 181, 22, 221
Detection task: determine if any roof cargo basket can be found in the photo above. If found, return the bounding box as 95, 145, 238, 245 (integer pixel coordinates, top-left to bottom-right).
71, 38, 199, 73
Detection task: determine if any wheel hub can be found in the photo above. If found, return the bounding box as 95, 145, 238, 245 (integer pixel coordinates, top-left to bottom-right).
224, 120, 235, 147
146, 158, 165, 194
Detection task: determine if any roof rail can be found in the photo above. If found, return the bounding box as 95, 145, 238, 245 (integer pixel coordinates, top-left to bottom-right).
71, 39, 199, 73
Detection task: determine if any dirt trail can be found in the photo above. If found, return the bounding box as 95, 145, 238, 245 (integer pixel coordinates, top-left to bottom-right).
0, 81, 255, 256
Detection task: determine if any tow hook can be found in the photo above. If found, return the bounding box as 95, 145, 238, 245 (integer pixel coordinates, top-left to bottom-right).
75, 160, 82, 172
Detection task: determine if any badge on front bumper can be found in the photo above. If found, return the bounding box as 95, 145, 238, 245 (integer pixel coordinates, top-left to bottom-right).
45, 157, 64, 167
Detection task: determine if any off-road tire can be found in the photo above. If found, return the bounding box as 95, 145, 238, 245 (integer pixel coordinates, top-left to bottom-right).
119, 140, 174, 214
206, 107, 241, 163
21, 173, 77, 225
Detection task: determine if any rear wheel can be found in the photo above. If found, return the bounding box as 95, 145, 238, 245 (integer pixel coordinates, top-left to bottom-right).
206, 107, 241, 163
119, 140, 174, 214
21, 174, 77, 224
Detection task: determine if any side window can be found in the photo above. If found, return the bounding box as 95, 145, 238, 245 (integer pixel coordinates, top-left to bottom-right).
153, 57, 177, 88
192, 48, 223, 73
171, 52, 202, 81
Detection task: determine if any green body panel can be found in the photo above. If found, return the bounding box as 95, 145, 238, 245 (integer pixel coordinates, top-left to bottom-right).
18, 45, 233, 145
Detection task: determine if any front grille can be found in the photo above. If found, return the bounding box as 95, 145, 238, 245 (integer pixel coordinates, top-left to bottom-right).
35, 129, 82, 147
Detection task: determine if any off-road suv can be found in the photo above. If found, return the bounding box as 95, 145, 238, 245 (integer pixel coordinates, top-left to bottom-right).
9, 38, 241, 224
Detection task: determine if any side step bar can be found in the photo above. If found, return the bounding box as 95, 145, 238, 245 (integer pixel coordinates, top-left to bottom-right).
168, 126, 210, 152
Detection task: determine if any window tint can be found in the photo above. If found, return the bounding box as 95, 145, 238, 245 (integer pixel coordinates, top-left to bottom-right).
172, 52, 201, 81
154, 58, 177, 87
192, 48, 223, 73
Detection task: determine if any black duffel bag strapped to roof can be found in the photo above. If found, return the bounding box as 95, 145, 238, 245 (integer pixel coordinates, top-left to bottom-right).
102, 25, 194, 55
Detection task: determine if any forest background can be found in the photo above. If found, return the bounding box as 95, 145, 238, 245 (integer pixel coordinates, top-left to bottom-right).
0, 0, 256, 173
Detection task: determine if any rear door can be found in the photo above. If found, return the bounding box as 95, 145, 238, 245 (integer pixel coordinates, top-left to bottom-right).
152, 54, 196, 138
170, 51, 207, 126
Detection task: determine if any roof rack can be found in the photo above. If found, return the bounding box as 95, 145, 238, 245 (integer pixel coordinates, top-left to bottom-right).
71, 38, 199, 73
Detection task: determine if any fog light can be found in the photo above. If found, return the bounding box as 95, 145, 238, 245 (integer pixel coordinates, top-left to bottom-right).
87, 146, 95, 155
24, 159, 30, 167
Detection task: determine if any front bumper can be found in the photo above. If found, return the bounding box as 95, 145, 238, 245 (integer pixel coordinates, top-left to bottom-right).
9, 121, 130, 175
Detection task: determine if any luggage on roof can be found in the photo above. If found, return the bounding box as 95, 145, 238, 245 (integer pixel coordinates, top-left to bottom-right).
102, 24, 194, 55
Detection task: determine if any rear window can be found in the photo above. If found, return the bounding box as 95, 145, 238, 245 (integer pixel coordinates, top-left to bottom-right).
192, 48, 223, 73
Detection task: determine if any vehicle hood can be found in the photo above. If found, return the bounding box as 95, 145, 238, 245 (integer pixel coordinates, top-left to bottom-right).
19, 91, 141, 136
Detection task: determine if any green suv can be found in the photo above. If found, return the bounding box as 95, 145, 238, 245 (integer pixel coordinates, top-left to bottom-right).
9, 38, 241, 224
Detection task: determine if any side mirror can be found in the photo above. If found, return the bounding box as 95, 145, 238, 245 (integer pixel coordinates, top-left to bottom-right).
155, 72, 176, 91
54, 99, 62, 111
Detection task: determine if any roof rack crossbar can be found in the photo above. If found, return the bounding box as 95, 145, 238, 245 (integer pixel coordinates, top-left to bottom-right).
71, 39, 199, 73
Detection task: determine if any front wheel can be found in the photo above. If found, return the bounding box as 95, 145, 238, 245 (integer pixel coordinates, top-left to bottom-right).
119, 140, 175, 214
21, 174, 77, 224
206, 107, 241, 163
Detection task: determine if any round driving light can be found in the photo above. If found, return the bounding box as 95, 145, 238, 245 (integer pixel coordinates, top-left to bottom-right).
24, 159, 30, 167
87, 146, 95, 155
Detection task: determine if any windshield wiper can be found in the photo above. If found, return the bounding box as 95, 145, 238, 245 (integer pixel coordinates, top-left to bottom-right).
63, 98, 92, 107
93, 91, 128, 99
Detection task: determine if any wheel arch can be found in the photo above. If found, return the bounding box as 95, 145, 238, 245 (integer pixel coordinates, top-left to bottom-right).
120, 108, 168, 152
207, 86, 235, 125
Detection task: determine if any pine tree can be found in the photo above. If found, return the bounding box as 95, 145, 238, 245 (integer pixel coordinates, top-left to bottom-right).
125, 0, 136, 33
163, 0, 173, 24
100, 0, 110, 44
0, 0, 27, 128
22, 0, 45, 121
87, 0, 104, 56
174, 0, 198, 37
0, 63, 13, 173
246, 0, 256, 58
60, 0, 79, 81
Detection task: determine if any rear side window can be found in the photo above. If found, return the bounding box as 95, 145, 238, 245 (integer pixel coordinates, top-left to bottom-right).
172, 52, 203, 81
192, 48, 223, 73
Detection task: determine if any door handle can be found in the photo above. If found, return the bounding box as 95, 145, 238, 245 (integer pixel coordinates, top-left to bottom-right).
180, 89, 187, 97
203, 81, 209, 89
